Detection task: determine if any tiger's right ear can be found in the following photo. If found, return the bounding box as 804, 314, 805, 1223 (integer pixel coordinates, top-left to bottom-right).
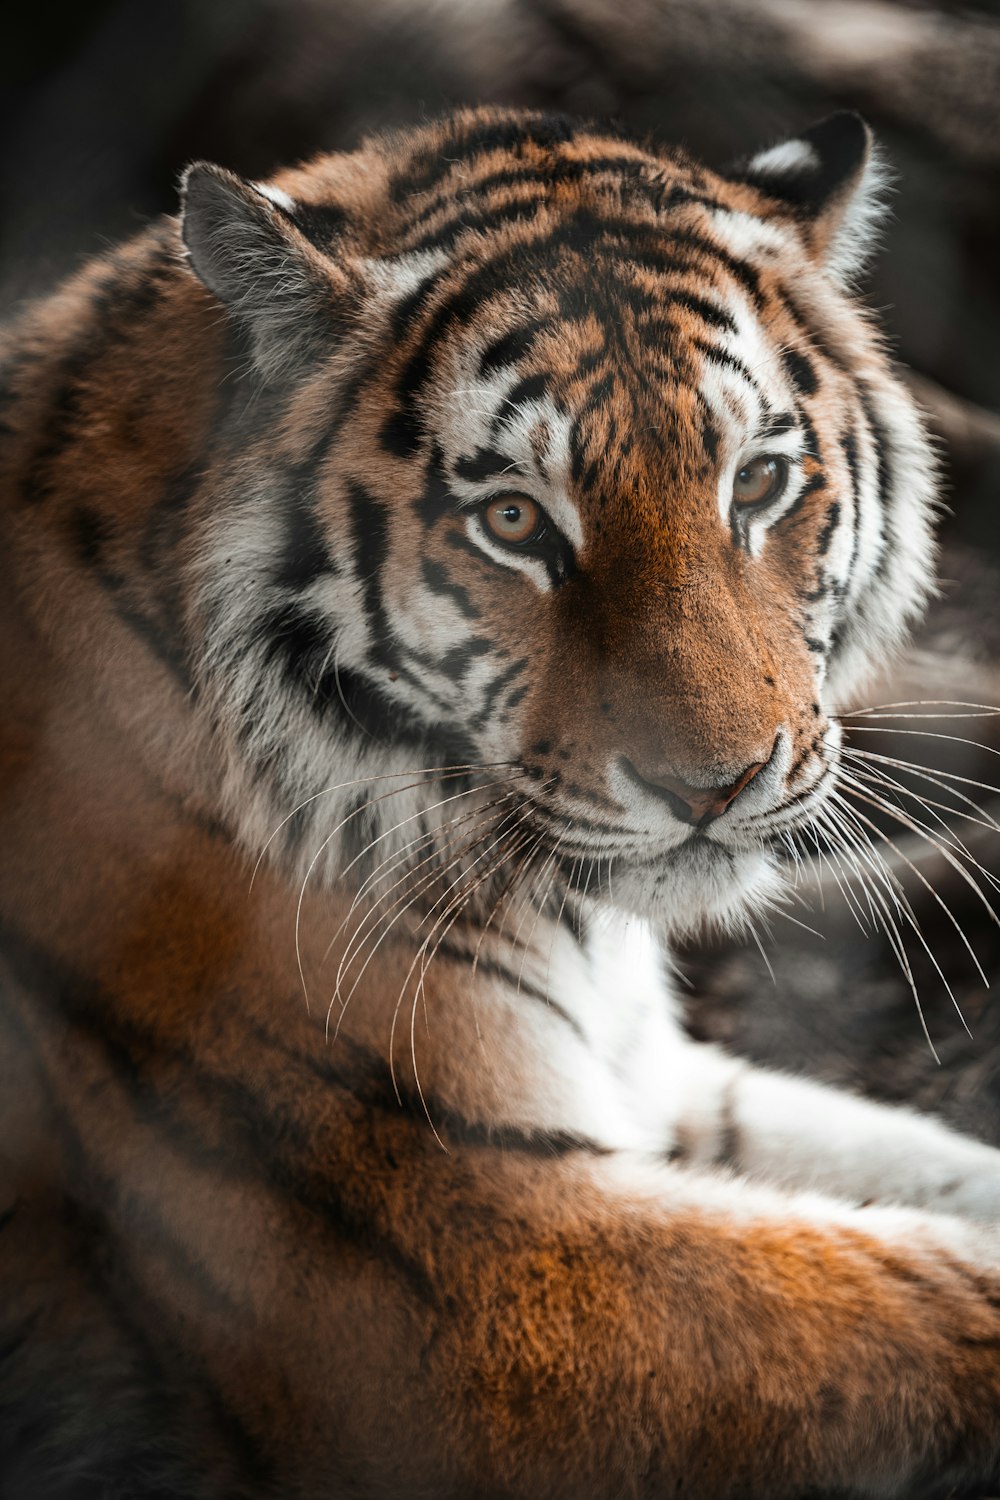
180, 163, 346, 382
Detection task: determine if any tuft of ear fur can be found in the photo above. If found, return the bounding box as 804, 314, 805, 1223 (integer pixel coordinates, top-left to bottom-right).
179, 163, 343, 382
733, 113, 890, 285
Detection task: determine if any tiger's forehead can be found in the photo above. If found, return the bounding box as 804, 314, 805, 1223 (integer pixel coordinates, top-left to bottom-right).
430, 258, 800, 534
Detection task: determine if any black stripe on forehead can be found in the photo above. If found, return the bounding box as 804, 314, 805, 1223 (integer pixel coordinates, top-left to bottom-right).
659, 290, 737, 334
479, 319, 551, 378
626, 232, 766, 310
403, 158, 727, 256
487, 375, 551, 440
406, 200, 545, 258
430, 152, 694, 212
390, 114, 579, 203
758, 411, 797, 441
453, 447, 519, 484
691, 338, 761, 394
381, 213, 767, 460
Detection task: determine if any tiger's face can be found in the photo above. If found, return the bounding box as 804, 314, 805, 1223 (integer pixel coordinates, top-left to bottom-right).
183, 109, 936, 936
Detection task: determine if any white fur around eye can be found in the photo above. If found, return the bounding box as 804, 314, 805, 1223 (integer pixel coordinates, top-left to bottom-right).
464, 514, 554, 592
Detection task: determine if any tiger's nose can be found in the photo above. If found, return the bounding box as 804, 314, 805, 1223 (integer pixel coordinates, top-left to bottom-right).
624, 756, 768, 828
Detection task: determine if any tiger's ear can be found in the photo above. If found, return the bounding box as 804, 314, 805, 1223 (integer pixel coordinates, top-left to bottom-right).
734, 113, 888, 284
180, 163, 346, 382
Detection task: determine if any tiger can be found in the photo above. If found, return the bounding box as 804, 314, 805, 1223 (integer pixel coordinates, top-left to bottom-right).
3, 101, 1000, 1500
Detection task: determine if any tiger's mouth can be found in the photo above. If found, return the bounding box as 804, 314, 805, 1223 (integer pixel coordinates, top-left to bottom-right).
500, 759, 837, 935
514, 765, 835, 866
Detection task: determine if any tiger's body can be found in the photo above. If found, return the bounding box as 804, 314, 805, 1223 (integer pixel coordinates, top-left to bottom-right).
2, 106, 1000, 1498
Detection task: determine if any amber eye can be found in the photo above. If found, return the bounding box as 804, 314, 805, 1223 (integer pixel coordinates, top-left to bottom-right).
481, 495, 545, 547
732, 455, 788, 507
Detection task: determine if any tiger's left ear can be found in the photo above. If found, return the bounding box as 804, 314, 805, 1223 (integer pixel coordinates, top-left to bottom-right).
733, 113, 888, 284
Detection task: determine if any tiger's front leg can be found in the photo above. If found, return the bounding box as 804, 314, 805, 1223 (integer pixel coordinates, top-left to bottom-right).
417, 1154, 1000, 1500
668, 1036, 1000, 1222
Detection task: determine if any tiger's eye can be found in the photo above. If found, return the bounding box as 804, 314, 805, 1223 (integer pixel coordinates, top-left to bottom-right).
732, 455, 787, 507
482, 495, 543, 546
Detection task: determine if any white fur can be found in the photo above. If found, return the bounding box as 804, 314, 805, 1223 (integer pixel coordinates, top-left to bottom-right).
824, 140, 894, 287
747, 139, 821, 177
252, 182, 298, 214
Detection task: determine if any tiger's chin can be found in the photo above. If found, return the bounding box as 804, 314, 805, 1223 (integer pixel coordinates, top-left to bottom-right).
607, 838, 785, 943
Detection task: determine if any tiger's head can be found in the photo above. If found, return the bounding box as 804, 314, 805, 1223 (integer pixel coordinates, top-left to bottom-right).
181, 108, 936, 938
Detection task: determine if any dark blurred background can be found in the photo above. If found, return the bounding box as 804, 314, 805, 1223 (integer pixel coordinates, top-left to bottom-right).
7, 0, 1000, 1133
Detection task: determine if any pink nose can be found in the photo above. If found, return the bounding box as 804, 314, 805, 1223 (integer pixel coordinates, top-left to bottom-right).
625, 757, 767, 827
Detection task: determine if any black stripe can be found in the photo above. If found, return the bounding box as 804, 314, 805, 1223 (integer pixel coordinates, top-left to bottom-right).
68, 505, 113, 568
664, 289, 737, 333
473, 657, 529, 727
503, 682, 530, 713
407, 197, 546, 257
259, 599, 337, 703
385, 214, 767, 460
454, 446, 519, 483
392, 113, 578, 202
758, 411, 797, 441
0, 985, 275, 1492
479, 319, 550, 377
274, 474, 338, 590
816, 500, 841, 556
835, 423, 862, 630
783, 347, 818, 397
420, 556, 481, 619
691, 338, 760, 391
780, 469, 827, 528
285, 200, 348, 250
857, 388, 891, 577
773, 288, 848, 373
110, 596, 195, 693
626, 230, 765, 309
347, 477, 394, 661
20, 236, 179, 508
488, 375, 551, 440
0, 921, 440, 1311
437, 636, 496, 680
403, 152, 719, 255
416, 448, 458, 528
446, 948, 587, 1043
